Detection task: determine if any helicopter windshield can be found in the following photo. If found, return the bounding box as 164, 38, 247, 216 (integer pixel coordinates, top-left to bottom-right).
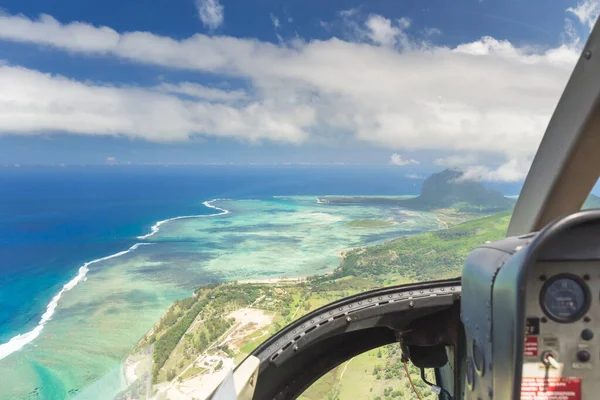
0, 0, 597, 399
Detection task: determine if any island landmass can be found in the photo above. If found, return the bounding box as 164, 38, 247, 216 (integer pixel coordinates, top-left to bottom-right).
118, 169, 517, 400
317, 169, 515, 213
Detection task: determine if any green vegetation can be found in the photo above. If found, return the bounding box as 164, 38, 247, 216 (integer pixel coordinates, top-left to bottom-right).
318, 169, 515, 213
129, 208, 512, 398
403, 169, 513, 212
151, 299, 209, 380
141, 283, 266, 382
179, 365, 207, 380
301, 344, 437, 400
332, 210, 511, 281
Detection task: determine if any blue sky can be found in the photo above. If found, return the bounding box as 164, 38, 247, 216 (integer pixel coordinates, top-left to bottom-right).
0, 0, 598, 180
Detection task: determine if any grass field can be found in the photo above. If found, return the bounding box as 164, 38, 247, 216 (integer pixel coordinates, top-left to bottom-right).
301, 345, 439, 400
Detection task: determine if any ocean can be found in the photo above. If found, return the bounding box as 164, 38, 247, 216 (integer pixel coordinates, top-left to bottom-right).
0, 165, 521, 399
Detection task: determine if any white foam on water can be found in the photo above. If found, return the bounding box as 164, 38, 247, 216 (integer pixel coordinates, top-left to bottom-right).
0, 243, 152, 361
136, 199, 229, 239
0, 199, 230, 360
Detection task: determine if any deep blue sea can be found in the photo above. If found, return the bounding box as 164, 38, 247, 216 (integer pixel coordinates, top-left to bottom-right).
0, 165, 522, 347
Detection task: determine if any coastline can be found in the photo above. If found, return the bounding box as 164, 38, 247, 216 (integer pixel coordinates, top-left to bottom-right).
235, 276, 307, 285
117, 199, 486, 399
124, 216, 445, 398
123, 208, 510, 400
231, 248, 347, 285
0, 199, 230, 363
0, 242, 155, 361
1, 194, 452, 399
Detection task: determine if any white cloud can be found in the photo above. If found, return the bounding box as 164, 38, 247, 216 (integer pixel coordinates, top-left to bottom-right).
339, 8, 359, 18
0, 14, 120, 53
338, 12, 412, 48
0, 65, 313, 142
390, 154, 419, 166
423, 27, 441, 37
195, 0, 224, 30
435, 154, 479, 167
397, 17, 411, 29
459, 159, 531, 182
567, 0, 600, 30
270, 13, 280, 29
269, 12, 283, 42
405, 173, 424, 179
365, 15, 402, 47
563, 17, 581, 47
0, 9, 588, 180
156, 82, 247, 102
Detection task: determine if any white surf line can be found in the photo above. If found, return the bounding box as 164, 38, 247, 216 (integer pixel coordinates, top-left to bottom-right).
137, 199, 230, 240
0, 243, 153, 361
0, 199, 230, 361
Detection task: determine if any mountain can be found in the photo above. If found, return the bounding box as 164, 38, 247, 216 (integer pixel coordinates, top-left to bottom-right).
401, 169, 514, 212
317, 169, 514, 213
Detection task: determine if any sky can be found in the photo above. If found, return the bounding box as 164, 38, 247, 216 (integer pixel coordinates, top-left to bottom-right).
0, 0, 598, 181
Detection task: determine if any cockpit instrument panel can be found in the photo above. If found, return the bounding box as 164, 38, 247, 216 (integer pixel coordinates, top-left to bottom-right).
462, 210, 600, 400
539, 274, 590, 323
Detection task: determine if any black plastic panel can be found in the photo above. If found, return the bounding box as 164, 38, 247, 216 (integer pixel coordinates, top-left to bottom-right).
462, 210, 600, 400
245, 279, 461, 399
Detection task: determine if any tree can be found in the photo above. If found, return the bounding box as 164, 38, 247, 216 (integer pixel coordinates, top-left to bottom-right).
167, 369, 176, 381
197, 331, 208, 351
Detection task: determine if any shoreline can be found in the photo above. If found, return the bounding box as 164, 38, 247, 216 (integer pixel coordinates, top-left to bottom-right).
0, 196, 454, 362
0, 199, 230, 362
235, 276, 308, 285
120, 203, 467, 397
2, 194, 459, 397
0, 242, 154, 361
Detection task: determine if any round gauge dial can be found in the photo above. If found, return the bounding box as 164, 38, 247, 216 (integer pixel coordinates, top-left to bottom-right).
540, 274, 590, 323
